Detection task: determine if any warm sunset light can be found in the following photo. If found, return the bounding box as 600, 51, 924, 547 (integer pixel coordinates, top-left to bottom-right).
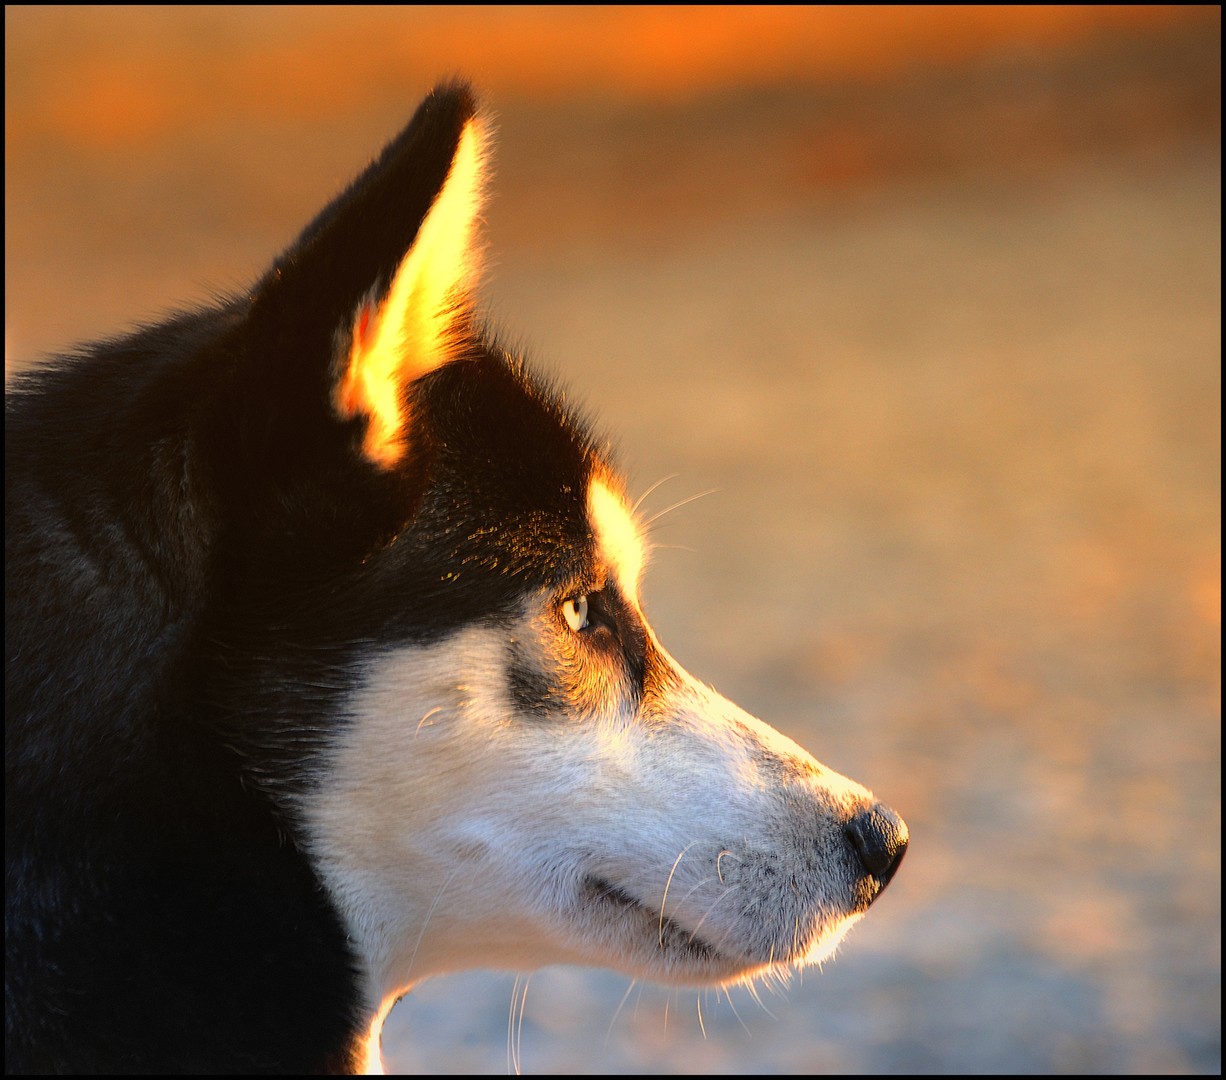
336, 117, 487, 468
5, 4, 1218, 1074
589, 479, 647, 601
4, 6, 1214, 150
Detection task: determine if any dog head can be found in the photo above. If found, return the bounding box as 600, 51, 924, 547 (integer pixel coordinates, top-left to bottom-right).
199, 84, 906, 1009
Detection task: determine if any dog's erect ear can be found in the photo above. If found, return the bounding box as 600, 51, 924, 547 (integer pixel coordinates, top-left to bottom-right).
244, 83, 487, 469
333, 111, 485, 467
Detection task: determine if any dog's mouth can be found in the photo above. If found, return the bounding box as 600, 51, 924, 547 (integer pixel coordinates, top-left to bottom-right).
580, 875, 726, 967
576, 867, 865, 986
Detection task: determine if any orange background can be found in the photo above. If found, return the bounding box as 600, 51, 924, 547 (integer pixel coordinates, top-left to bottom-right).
6, 6, 1214, 147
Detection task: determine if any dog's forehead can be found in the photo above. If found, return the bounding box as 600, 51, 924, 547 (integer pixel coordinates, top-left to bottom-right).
587, 477, 645, 599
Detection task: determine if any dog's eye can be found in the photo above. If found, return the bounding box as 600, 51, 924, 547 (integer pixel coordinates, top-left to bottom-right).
562, 595, 590, 632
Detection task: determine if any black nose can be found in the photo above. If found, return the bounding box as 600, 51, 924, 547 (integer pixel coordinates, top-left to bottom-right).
845, 803, 908, 887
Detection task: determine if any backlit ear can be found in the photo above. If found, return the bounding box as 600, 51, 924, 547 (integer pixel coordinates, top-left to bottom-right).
334, 117, 487, 468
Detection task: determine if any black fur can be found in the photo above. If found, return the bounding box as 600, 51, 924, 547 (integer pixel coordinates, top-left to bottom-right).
6, 83, 604, 1074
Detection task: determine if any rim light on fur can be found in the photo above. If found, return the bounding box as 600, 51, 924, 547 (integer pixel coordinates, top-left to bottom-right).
336, 117, 488, 467
588, 478, 647, 600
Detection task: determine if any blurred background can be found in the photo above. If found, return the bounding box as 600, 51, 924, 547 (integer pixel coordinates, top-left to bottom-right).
6, 5, 1220, 1074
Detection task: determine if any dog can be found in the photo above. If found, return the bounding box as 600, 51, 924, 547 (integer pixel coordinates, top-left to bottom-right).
5, 83, 907, 1074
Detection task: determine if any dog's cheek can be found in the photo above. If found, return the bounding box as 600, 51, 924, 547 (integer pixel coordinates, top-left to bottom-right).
301, 629, 603, 933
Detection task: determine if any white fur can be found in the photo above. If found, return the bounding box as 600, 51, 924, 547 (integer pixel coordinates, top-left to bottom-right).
302, 480, 881, 1070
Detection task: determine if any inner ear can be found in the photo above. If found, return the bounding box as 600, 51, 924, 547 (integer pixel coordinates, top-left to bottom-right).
335, 117, 488, 468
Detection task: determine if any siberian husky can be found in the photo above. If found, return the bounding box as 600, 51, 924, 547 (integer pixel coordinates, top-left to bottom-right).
4, 83, 907, 1074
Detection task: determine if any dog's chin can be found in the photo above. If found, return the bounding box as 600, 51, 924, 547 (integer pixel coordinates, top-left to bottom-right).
574, 875, 857, 987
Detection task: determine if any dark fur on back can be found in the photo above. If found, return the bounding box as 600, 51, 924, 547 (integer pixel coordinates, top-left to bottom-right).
5, 83, 602, 1074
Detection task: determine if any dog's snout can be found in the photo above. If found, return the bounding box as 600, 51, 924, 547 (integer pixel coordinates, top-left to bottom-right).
845, 802, 908, 887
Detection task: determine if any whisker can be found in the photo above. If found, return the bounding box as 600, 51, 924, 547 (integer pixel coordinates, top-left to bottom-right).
414, 706, 444, 737
506, 975, 520, 1077
723, 985, 753, 1037
402, 867, 459, 985
686, 882, 741, 942
744, 978, 780, 1021
658, 842, 701, 947
642, 488, 718, 530
506, 974, 533, 1076
514, 975, 531, 1076
605, 980, 638, 1048
631, 474, 679, 517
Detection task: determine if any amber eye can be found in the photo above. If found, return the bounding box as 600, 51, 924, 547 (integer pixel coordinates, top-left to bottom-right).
562, 595, 590, 632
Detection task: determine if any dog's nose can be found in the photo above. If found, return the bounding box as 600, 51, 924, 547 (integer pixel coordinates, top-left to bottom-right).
845, 803, 908, 887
